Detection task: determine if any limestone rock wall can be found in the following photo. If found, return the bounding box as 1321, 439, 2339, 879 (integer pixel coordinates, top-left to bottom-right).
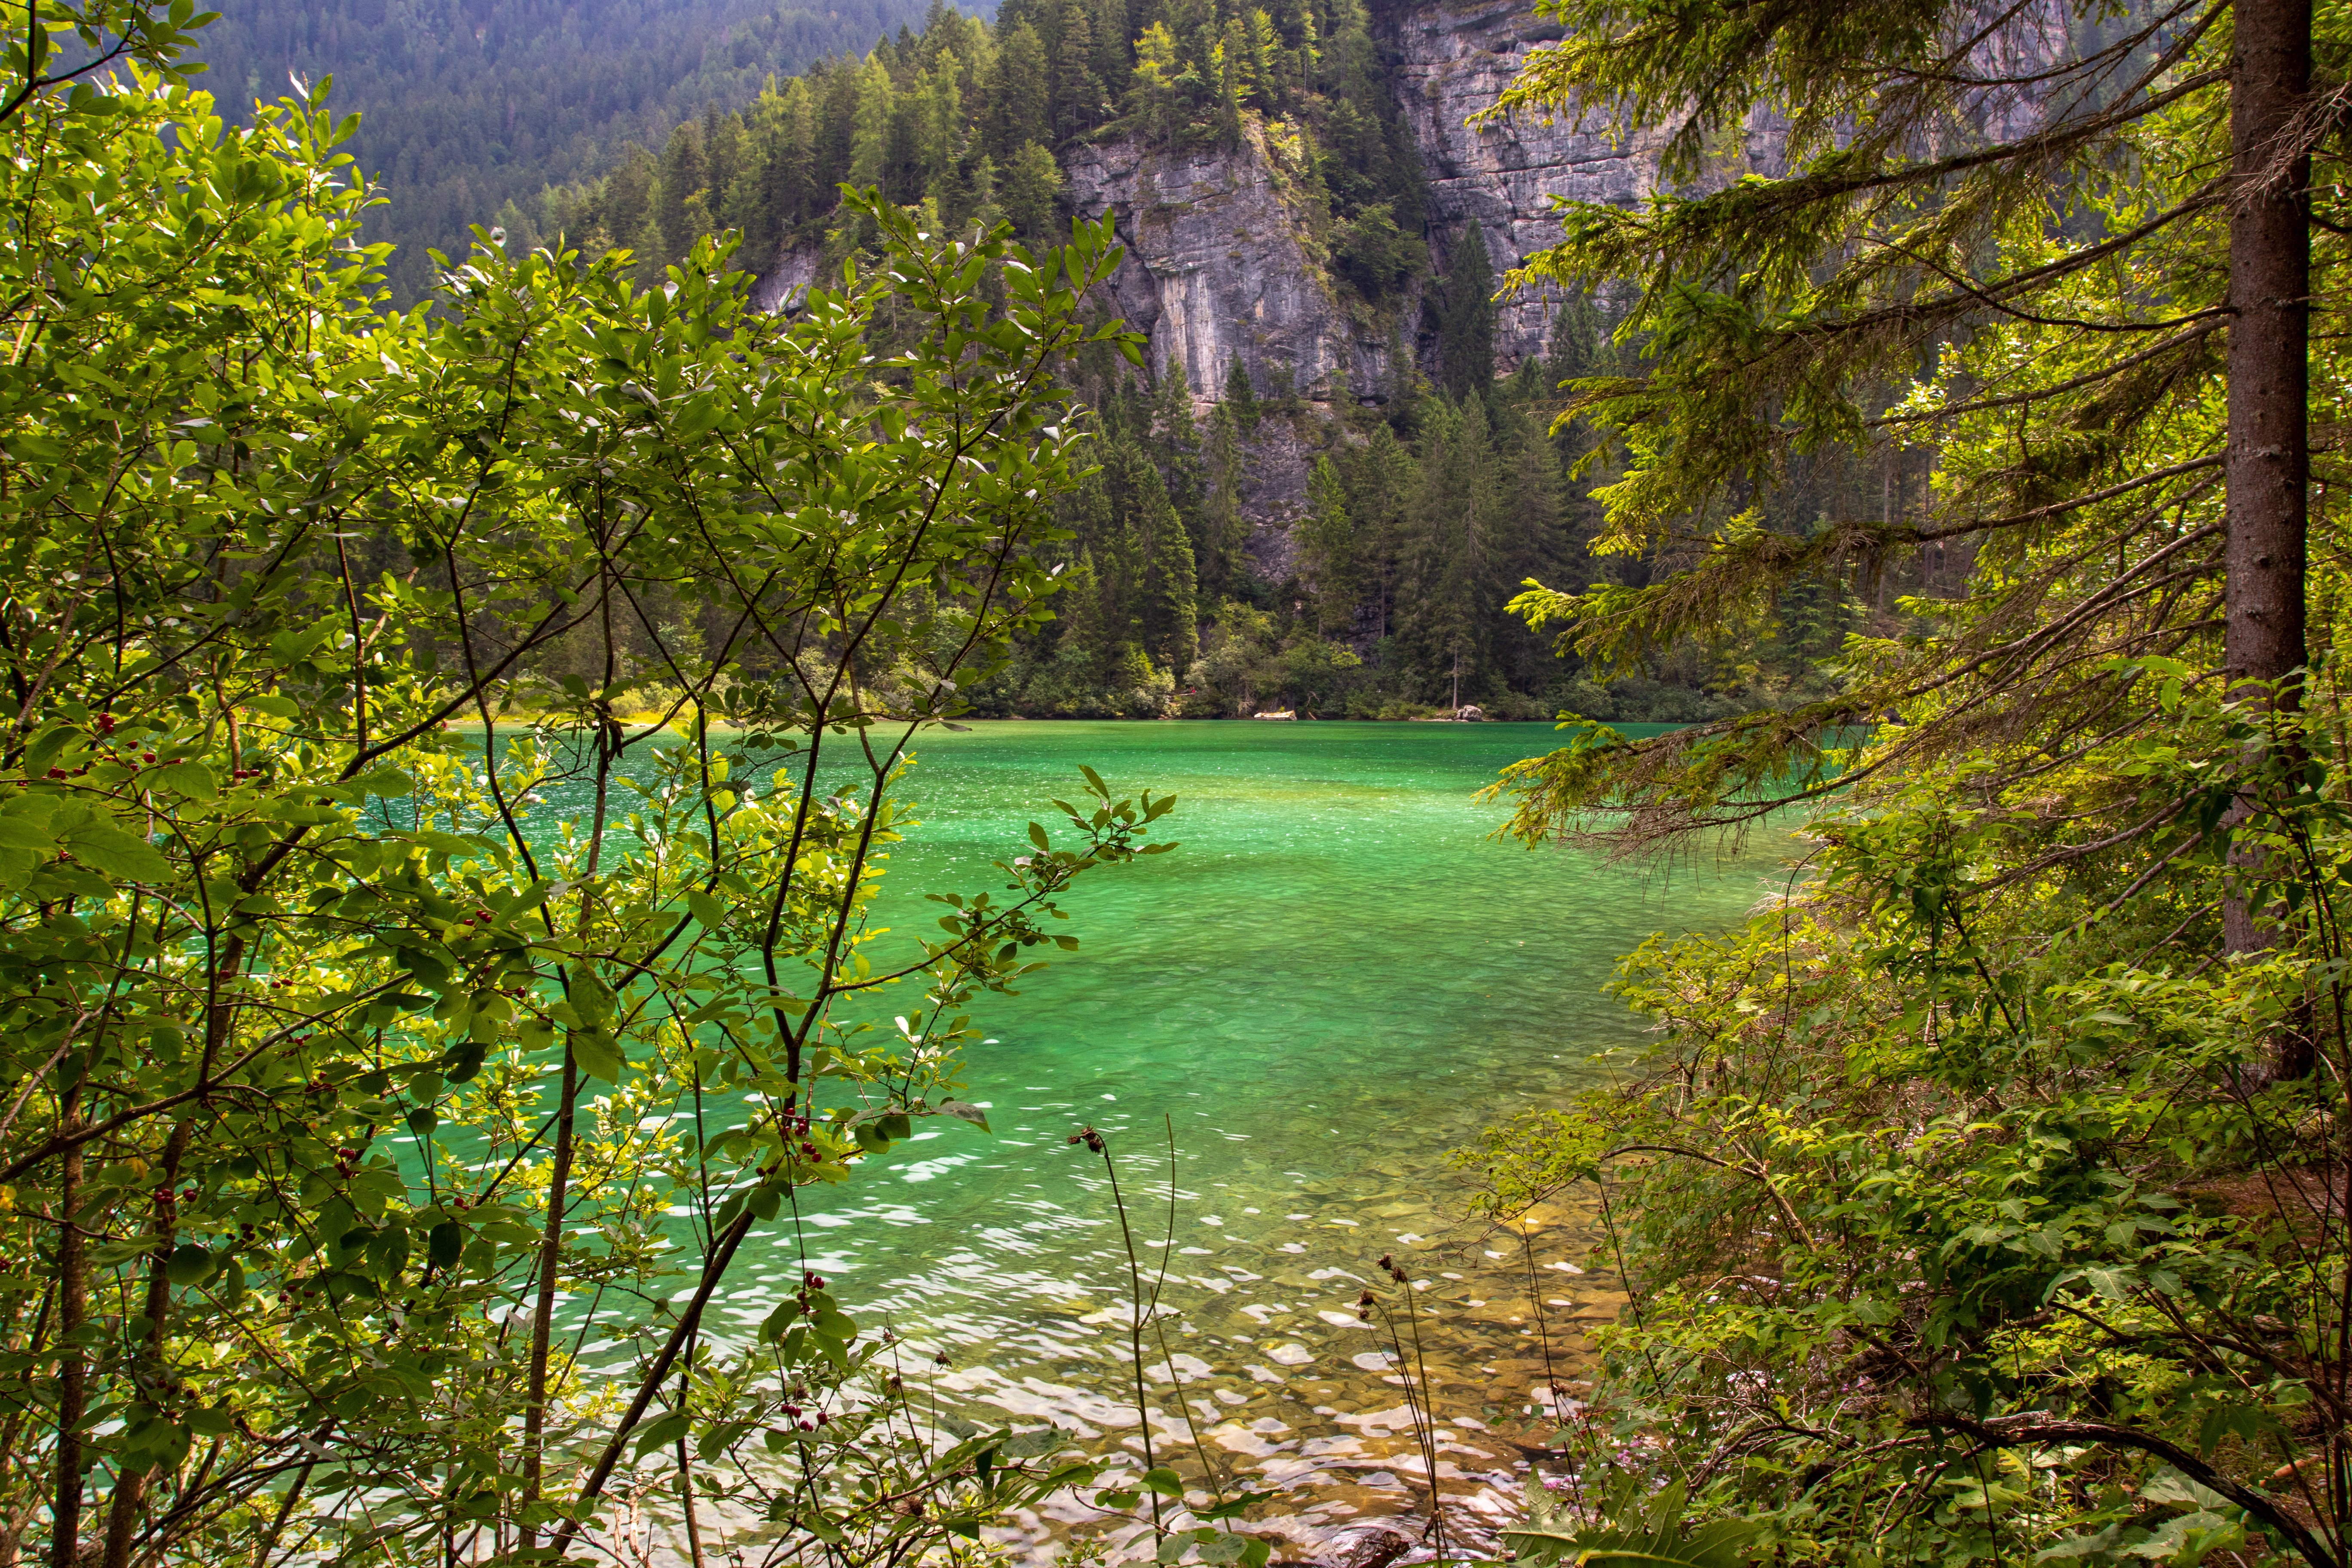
1376, 0, 1645, 373
1062, 131, 1391, 410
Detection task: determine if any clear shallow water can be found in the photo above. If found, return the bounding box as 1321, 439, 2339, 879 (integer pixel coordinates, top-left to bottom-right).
533, 720, 1790, 1556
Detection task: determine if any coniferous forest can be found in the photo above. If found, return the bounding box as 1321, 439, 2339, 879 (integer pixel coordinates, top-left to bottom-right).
492, 0, 1884, 720
195, 0, 953, 301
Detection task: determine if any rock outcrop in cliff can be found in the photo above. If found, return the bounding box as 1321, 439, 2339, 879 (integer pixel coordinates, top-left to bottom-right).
1063, 132, 1399, 410
1060, 0, 1772, 407
1377, 0, 1638, 373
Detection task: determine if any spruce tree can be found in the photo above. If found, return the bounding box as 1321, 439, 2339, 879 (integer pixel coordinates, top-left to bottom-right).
1216, 30, 1248, 147
1437, 223, 1494, 399
999, 141, 1065, 240
1302, 455, 1358, 637
1399, 397, 1502, 702
1347, 421, 1418, 644
1092, 0, 1133, 98
771, 77, 818, 229
1203, 402, 1250, 601
1150, 358, 1213, 588
989, 22, 1052, 158
1483, 0, 2321, 881
1222, 356, 1260, 432
848, 54, 894, 191
1051, 3, 1104, 136
601, 145, 657, 266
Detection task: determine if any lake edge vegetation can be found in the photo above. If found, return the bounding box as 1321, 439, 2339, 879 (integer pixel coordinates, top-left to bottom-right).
1458, 0, 2352, 1562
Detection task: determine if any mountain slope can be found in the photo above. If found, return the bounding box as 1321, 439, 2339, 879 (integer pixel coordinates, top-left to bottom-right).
197, 0, 965, 297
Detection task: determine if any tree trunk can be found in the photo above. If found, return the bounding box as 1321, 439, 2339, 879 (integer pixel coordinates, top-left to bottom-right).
2223, 0, 2313, 1073
2225, 0, 2312, 730
516, 1048, 579, 1552
49, 1088, 84, 1568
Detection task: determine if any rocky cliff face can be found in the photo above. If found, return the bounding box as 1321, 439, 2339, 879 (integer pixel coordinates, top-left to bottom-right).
1063, 133, 1396, 411
758, 0, 1764, 403
753, 0, 1770, 542
1060, 0, 1768, 408
1378, 0, 1638, 373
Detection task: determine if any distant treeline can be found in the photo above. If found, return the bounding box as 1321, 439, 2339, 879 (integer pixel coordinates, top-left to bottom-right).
196, 0, 952, 300
963, 285, 1871, 720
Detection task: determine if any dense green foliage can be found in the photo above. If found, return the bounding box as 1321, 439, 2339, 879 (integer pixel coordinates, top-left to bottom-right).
195, 0, 950, 301
1451, 0, 2352, 1559
0, 12, 1232, 1561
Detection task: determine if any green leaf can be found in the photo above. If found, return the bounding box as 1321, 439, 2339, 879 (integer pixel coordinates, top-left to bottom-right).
1503, 1519, 1759, 1568
165, 1244, 212, 1284
939, 1100, 991, 1133
1195, 1490, 1277, 1521
571, 1029, 625, 1083
186, 1404, 237, 1436
158, 759, 216, 798
1140, 1466, 1184, 1498
59, 822, 169, 882
633, 1410, 693, 1460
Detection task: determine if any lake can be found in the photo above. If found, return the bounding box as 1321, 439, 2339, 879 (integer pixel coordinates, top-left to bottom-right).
648, 719, 1790, 1558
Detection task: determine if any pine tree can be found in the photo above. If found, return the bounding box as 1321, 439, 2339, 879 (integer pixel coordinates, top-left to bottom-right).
1301, 455, 1357, 637
999, 141, 1065, 241
628, 206, 668, 289
919, 53, 964, 197
1092, 0, 1132, 99
1128, 22, 1182, 141
1222, 356, 1259, 433
599, 145, 657, 262
1437, 224, 1494, 399
1106, 435, 1200, 673
1202, 402, 1250, 602
1060, 547, 1116, 677
815, 62, 859, 194
1398, 397, 1504, 702
1383, 316, 1422, 435
1493, 414, 1571, 692
1149, 358, 1215, 593
1244, 9, 1280, 110
769, 77, 818, 230
989, 22, 1051, 158
1479, 0, 2305, 839
703, 110, 744, 228
1051, 2, 1104, 137
1215, 28, 1247, 147
848, 54, 894, 191
1346, 421, 1417, 644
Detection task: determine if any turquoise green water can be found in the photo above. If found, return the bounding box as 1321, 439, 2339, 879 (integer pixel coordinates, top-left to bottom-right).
654, 720, 1789, 1555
